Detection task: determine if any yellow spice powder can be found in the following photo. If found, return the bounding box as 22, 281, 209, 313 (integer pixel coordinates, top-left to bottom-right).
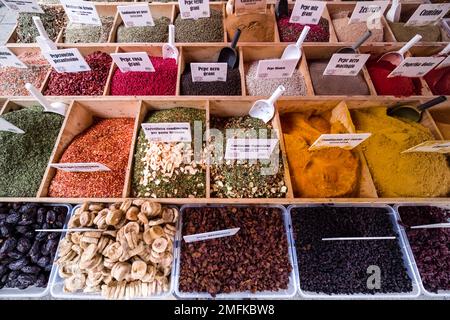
351, 107, 450, 198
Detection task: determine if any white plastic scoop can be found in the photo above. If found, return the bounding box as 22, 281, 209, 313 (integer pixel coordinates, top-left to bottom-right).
33, 16, 57, 51
377, 34, 422, 66
249, 85, 285, 123
163, 24, 179, 64
386, 0, 401, 23
226, 0, 234, 15
435, 43, 450, 57
281, 26, 310, 60
25, 83, 68, 116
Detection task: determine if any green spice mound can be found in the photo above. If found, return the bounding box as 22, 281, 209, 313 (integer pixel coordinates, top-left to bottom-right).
210, 116, 288, 198
352, 107, 450, 198
116, 16, 170, 43
0, 106, 64, 197
174, 9, 224, 43
132, 108, 206, 198
64, 16, 114, 43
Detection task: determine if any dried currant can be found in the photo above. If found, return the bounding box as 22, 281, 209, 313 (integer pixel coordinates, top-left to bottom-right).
17, 237, 32, 253
8, 258, 28, 271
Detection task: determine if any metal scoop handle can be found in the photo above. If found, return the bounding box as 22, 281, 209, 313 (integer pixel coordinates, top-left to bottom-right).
231, 29, 241, 49
417, 96, 447, 112
351, 30, 372, 51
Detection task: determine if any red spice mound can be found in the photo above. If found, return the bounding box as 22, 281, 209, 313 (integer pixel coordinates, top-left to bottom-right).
424, 66, 450, 95
110, 56, 177, 96
44, 51, 112, 96
48, 118, 134, 198
367, 60, 422, 97
277, 13, 329, 42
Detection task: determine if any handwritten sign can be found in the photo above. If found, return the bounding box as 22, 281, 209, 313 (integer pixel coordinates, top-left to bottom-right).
178, 0, 210, 20
0, 47, 27, 68
0, 0, 43, 13
234, 0, 267, 16
43, 48, 91, 73
349, 1, 389, 24
60, 0, 101, 26
0, 118, 25, 134
191, 62, 227, 82
117, 4, 155, 28
50, 162, 111, 172
110, 52, 155, 73
183, 228, 240, 243
225, 138, 279, 160
402, 141, 450, 154
405, 4, 450, 27
141, 123, 192, 142
289, 0, 326, 25
389, 57, 445, 78
256, 58, 298, 79
323, 54, 370, 76
309, 133, 371, 151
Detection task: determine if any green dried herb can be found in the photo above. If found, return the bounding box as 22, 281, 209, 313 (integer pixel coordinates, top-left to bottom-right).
116, 17, 170, 43
175, 9, 224, 43
64, 16, 114, 43
0, 106, 64, 197
132, 108, 206, 198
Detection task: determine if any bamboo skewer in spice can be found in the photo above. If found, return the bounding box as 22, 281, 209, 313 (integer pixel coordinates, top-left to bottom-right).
48, 118, 135, 198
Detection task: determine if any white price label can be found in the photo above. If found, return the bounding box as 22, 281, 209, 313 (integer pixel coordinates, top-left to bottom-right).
323, 54, 370, 76
256, 58, 298, 79
191, 63, 227, 82
309, 133, 371, 151
60, 0, 101, 26
348, 1, 389, 24
289, 0, 326, 25
50, 162, 111, 172
0, 46, 27, 68
234, 0, 267, 16
0, 118, 25, 134
117, 4, 155, 28
0, 0, 43, 13
110, 52, 155, 73
183, 228, 240, 243
225, 138, 278, 160
43, 48, 91, 73
405, 4, 450, 27
389, 57, 445, 78
436, 55, 450, 70
141, 122, 192, 143
402, 141, 450, 154
178, 0, 210, 20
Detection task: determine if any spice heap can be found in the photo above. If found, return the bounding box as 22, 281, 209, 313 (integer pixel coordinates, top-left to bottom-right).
56, 201, 176, 299
116, 17, 170, 43
16, 5, 66, 43
398, 206, 450, 294
245, 60, 307, 96
292, 206, 413, 295
48, 118, 134, 198
179, 206, 292, 296
424, 65, 450, 95
174, 9, 224, 42
225, 12, 274, 42
331, 11, 383, 42
64, 16, 114, 43
181, 64, 241, 96
0, 51, 49, 96
388, 22, 442, 42
308, 60, 370, 95
210, 116, 287, 198
281, 105, 360, 198
133, 108, 206, 198
351, 107, 450, 197
0, 203, 68, 290
110, 57, 177, 96
366, 59, 422, 96
0, 106, 64, 197
277, 14, 330, 42
44, 51, 112, 96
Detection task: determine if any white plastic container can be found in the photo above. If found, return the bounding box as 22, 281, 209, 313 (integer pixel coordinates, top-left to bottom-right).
0, 203, 72, 298
394, 203, 450, 298
50, 204, 178, 300
288, 203, 421, 299
173, 204, 297, 299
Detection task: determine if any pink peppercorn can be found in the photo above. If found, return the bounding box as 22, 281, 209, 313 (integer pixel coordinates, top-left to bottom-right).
110, 56, 177, 96
44, 51, 112, 96
277, 12, 330, 42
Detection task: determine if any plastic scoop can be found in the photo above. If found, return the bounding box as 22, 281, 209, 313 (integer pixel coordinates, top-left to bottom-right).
218, 29, 241, 69
276, 0, 289, 18
162, 24, 179, 63
249, 85, 285, 123
435, 43, 450, 57
33, 16, 57, 51
387, 95, 447, 122
337, 30, 372, 54
226, 0, 234, 15
386, 0, 401, 23
281, 26, 310, 60
377, 34, 422, 66
25, 83, 68, 116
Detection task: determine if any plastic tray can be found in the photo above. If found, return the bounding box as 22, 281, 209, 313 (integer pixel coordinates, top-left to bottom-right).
173, 204, 297, 299
394, 203, 450, 298
50, 204, 178, 300
0, 203, 72, 298
288, 203, 421, 299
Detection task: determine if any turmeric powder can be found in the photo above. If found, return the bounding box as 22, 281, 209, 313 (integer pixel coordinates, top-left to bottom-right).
282, 111, 360, 198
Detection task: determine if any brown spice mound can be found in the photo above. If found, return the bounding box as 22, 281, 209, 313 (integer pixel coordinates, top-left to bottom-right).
225, 13, 274, 42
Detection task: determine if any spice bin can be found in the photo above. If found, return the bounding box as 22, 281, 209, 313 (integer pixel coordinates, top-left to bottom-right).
394, 204, 450, 298
288, 204, 421, 299
0, 203, 71, 298
173, 204, 297, 299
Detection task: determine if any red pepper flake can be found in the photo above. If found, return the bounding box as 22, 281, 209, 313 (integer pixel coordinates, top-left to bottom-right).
110, 57, 177, 96
277, 12, 330, 42
44, 51, 112, 96
367, 60, 422, 97
48, 118, 134, 198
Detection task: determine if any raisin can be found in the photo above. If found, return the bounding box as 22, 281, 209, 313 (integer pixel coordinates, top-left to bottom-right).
6, 212, 20, 224
0, 238, 16, 255
21, 266, 41, 274
15, 225, 29, 234
7, 251, 23, 260
35, 273, 48, 288
17, 238, 32, 253
37, 256, 49, 269
8, 258, 28, 271
46, 210, 56, 224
